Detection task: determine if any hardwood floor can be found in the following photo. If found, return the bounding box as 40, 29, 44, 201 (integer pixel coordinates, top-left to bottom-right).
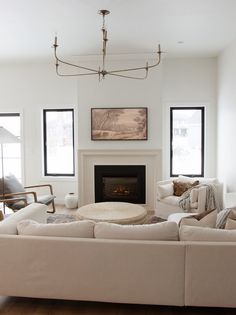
0, 297, 235, 315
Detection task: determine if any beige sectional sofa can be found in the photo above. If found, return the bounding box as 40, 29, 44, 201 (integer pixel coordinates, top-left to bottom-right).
0, 203, 236, 308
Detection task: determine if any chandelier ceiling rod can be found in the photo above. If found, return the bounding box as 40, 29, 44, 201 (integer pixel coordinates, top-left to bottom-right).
53, 9, 163, 80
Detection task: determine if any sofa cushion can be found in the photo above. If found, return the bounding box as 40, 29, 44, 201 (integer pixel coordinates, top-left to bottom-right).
0, 203, 48, 235
17, 219, 95, 238
157, 183, 174, 199
94, 221, 179, 241
161, 195, 181, 206
180, 225, 236, 242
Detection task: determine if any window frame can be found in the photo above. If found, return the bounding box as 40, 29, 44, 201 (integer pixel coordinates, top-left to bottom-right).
170, 106, 205, 178
43, 108, 75, 177
0, 112, 22, 181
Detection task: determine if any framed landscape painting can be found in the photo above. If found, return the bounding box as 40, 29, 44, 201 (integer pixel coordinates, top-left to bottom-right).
91, 107, 148, 140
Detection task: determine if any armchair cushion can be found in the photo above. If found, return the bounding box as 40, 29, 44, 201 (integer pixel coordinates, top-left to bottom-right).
4, 174, 25, 194
156, 183, 174, 199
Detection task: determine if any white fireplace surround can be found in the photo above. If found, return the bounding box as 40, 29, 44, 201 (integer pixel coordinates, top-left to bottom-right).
78, 150, 162, 211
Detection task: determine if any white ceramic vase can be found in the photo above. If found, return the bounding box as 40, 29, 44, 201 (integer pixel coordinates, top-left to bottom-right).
65, 193, 78, 209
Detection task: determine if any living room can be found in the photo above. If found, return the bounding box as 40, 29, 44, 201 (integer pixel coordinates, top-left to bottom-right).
0, 0, 236, 313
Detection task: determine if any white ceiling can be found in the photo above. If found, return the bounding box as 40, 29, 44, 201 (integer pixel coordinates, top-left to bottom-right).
1, 0, 236, 61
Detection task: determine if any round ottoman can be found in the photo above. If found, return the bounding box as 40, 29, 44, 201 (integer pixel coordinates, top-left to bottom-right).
76, 202, 147, 224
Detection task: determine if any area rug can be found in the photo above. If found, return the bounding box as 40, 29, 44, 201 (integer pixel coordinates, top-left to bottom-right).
47, 213, 166, 224
47, 214, 77, 224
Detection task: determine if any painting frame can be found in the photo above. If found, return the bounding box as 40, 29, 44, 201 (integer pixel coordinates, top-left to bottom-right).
91, 107, 148, 141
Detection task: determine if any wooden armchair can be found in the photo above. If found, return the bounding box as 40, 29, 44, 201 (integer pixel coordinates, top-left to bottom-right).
0, 174, 56, 213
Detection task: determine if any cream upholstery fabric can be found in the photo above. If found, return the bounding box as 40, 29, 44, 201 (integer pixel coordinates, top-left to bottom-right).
0, 235, 185, 306
180, 225, 236, 242
94, 221, 179, 241
225, 218, 236, 229
0, 203, 48, 235
179, 210, 217, 228
156, 183, 174, 199
185, 242, 236, 307
17, 219, 95, 238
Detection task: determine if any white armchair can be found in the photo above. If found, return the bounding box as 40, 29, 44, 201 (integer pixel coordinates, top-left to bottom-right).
155, 177, 223, 219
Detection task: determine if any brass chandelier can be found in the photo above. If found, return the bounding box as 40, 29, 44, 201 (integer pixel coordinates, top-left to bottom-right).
53, 9, 163, 80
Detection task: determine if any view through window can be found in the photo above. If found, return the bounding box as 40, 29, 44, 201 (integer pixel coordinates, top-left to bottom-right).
43, 109, 75, 176
0, 113, 21, 181
170, 107, 204, 177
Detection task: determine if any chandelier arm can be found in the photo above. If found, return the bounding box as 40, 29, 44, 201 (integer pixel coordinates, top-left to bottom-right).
56, 68, 100, 77
107, 54, 161, 75
108, 72, 148, 80
54, 47, 99, 73
55, 57, 99, 73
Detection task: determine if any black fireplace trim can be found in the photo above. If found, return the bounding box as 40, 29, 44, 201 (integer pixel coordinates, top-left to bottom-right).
94, 165, 146, 204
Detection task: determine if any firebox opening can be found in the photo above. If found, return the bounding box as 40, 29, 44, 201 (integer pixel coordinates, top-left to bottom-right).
94, 165, 146, 204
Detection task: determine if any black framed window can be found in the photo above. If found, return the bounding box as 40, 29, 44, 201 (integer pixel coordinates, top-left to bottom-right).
43, 109, 75, 176
0, 113, 22, 181
170, 107, 204, 177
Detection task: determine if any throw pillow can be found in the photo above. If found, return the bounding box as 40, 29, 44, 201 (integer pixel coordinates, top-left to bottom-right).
180, 225, 236, 242
178, 175, 197, 184
216, 208, 236, 229
179, 209, 217, 228
94, 221, 179, 241
225, 218, 236, 230
173, 180, 199, 196
0, 203, 48, 235
157, 183, 174, 199
17, 219, 95, 238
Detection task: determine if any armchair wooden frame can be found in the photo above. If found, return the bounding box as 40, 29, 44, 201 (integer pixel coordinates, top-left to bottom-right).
0, 184, 55, 213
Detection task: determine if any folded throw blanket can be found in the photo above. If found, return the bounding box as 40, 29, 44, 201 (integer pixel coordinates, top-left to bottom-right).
179, 184, 220, 213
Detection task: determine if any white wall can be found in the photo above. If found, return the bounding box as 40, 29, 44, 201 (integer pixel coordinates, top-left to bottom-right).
0, 62, 77, 202
162, 58, 217, 179
218, 41, 236, 192
0, 57, 217, 202
77, 59, 162, 150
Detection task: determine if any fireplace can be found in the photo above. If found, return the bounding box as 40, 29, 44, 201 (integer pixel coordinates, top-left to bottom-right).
94, 165, 146, 204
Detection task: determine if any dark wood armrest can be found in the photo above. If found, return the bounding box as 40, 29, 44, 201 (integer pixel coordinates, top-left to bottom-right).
0, 191, 38, 202
24, 184, 53, 195
0, 197, 28, 206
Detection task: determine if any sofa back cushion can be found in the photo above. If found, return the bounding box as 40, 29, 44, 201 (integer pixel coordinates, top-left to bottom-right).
17, 219, 95, 238
180, 225, 236, 242
94, 221, 179, 241
0, 203, 48, 235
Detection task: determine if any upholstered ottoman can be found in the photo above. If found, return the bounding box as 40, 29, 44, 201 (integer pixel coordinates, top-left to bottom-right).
76, 202, 147, 224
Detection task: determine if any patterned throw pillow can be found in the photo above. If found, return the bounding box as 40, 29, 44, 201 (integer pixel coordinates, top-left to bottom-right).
173, 180, 199, 196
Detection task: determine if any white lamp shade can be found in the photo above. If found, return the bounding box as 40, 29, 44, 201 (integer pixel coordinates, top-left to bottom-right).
0, 126, 19, 144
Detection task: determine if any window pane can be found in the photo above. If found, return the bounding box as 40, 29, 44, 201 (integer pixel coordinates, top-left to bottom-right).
171, 108, 204, 176
44, 109, 74, 176
0, 114, 21, 181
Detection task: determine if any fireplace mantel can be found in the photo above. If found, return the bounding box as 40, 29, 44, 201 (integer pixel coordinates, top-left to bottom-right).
78, 149, 162, 211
